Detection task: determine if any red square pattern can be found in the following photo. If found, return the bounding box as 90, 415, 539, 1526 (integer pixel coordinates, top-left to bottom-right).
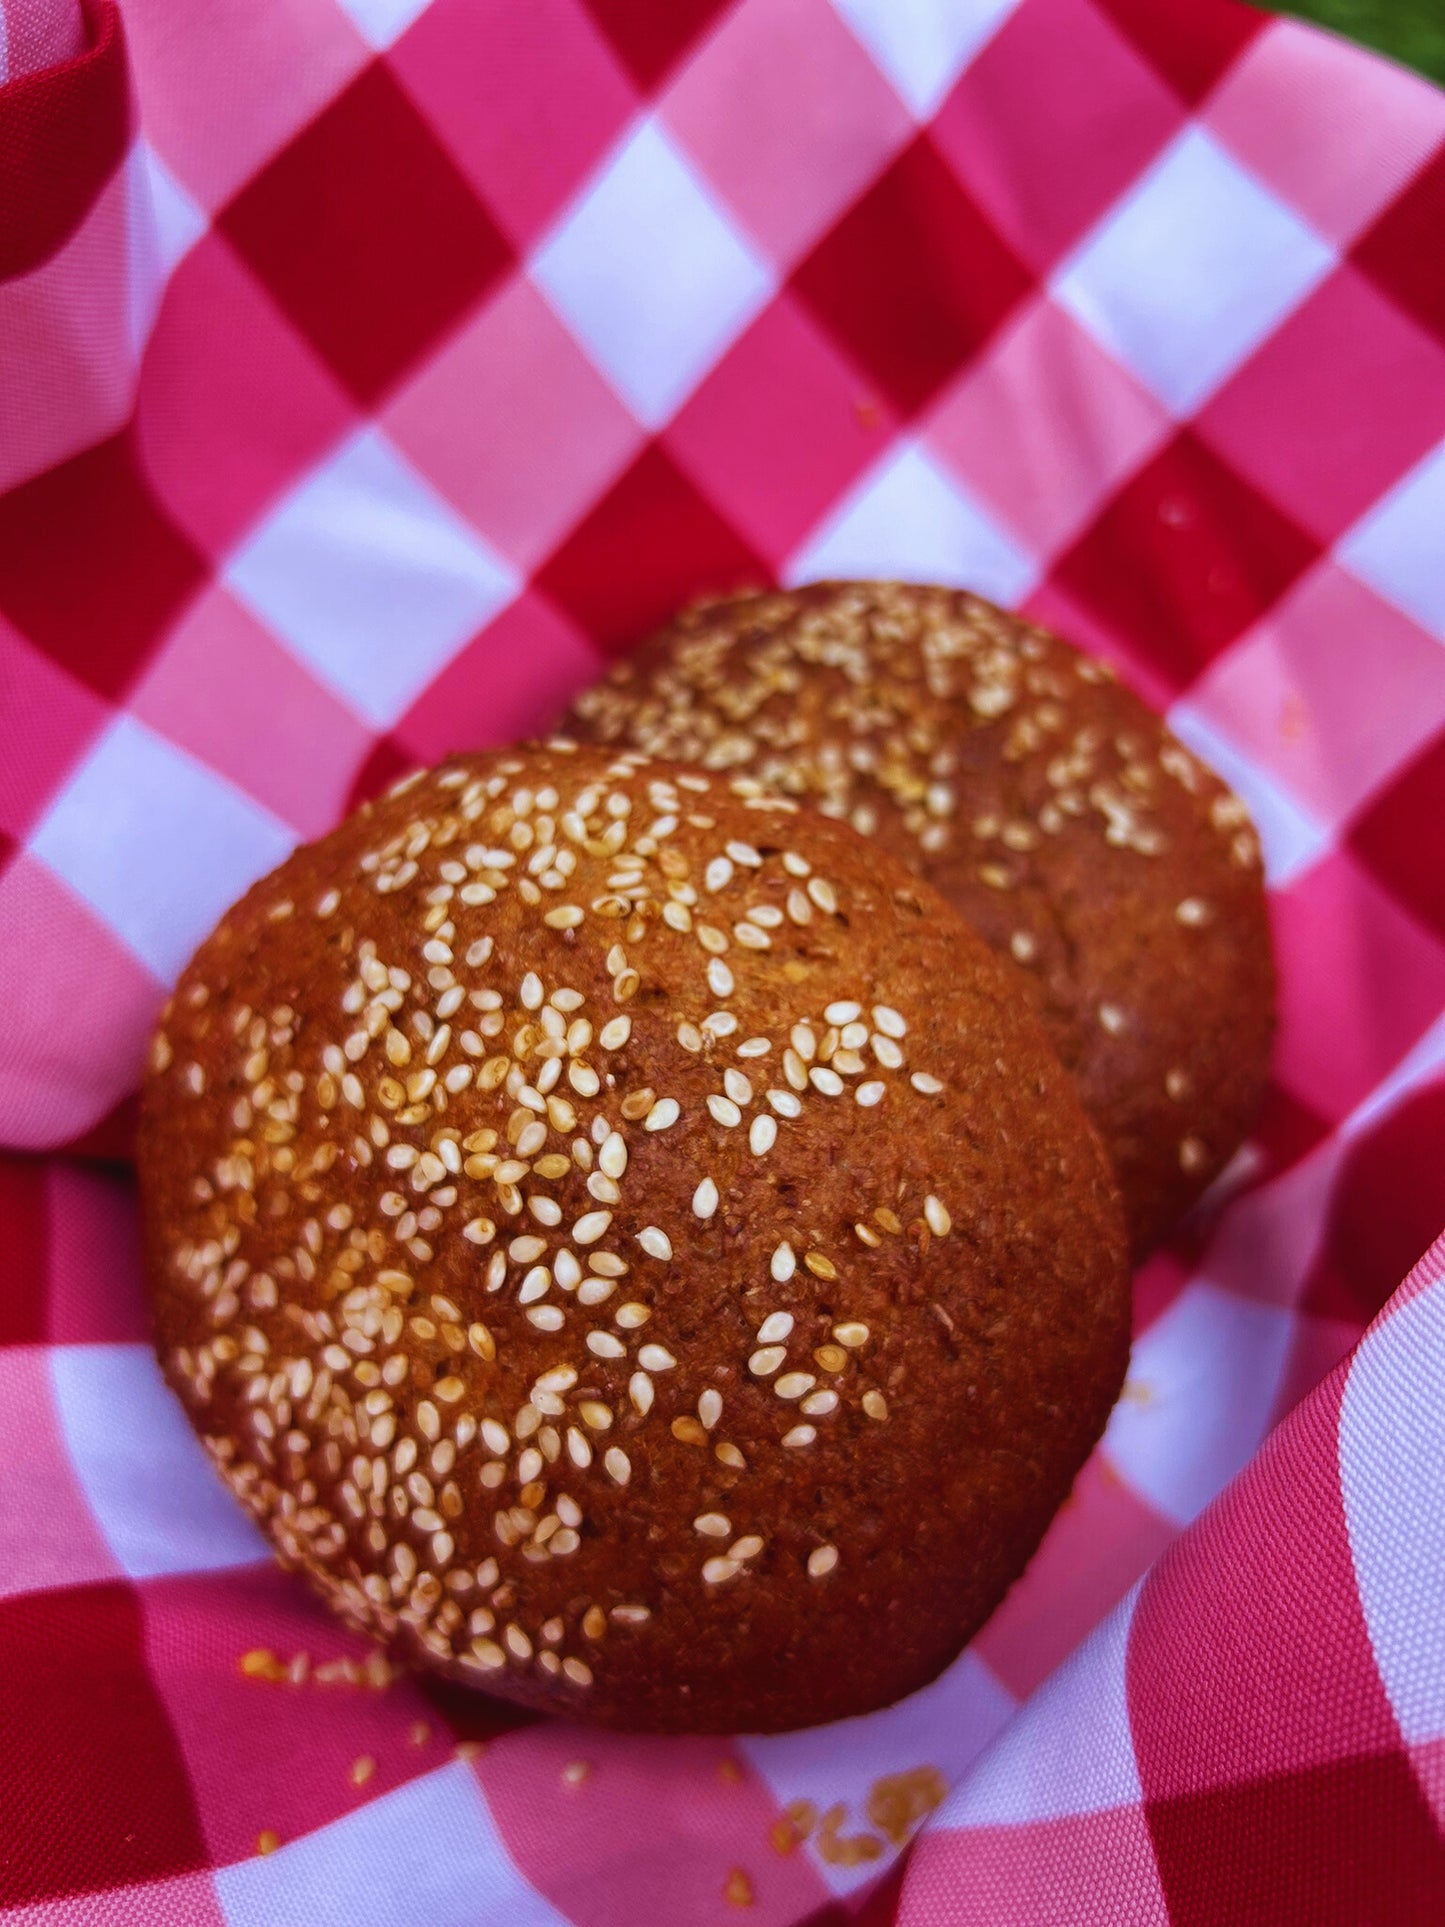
1269, 848, 1445, 1124
1196, 265, 1445, 548
660, 0, 912, 270
909, 1808, 1169, 1927
1353, 143, 1445, 347
1203, 20, 1445, 250
1048, 427, 1320, 696
1092, 0, 1264, 106
665, 291, 899, 567
0, 1580, 207, 1908
971, 1452, 1177, 1701
537, 442, 769, 654
1347, 732, 1445, 945
790, 135, 1033, 419
45, 1160, 152, 1345
925, 295, 1170, 560
141, 1565, 442, 1866
0, 432, 206, 703
218, 62, 514, 407
121, 0, 370, 212
384, 274, 644, 573
0, 620, 112, 845
129, 585, 374, 840
1298, 1078, 1445, 1331
390, 591, 606, 766
0, 856, 163, 1154
930, 0, 1183, 275
388, 0, 638, 252
584, 0, 732, 89
0, 1156, 47, 1345
135, 231, 357, 563
1188, 561, 1445, 832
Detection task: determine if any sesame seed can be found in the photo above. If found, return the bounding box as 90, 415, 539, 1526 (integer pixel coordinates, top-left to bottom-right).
705, 857, 733, 892
855, 1081, 885, 1107
573, 1210, 612, 1244
563, 1657, 593, 1687
757, 1311, 794, 1343
708, 1095, 742, 1128
923, 1195, 951, 1237
824, 1001, 861, 1024
801, 1390, 839, 1417
637, 1226, 672, 1261
808, 1545, 839, 1578
587, 1331, 626, 1359
520, 973, 543, 1010
737, 1036, 770, 1058
598, 1016, 631, 1050
781, 1425, 816, 1449
567, 1428, 592, 1468
715, 1441, 746, 1469
598, 1132, 628, 1178
708, 959, 735, 999
698, 1388, 723, 1429
1176, 897, 1211, 926
803, 1251, 836, 1280
604, 1446, 631, 1485
703, 1557, 740, 1585
696, 1513, 731, 1537
748, 1114, 777, 1155
771, 1242, 795, 1283
637, 1343, 676, 1372
833, 1322, 869, 1348
911, 1072, 943, 1095
862, 1390, 888, 1421
1098, 1003, 1127, 1035
775, 1372, 815, 1400
629, 1372, 654, 1415
644, 1098, 680, 1131
481, 1419, 509, 1454
810, 1067, 844, 1096
614, 1301, 650, 1329
749, 1346, 785, 1377
527, 1307, 564, 1330
768, 1089, 802, 1119
693, 1176, 719, 1218
723, 1068, 753, 1106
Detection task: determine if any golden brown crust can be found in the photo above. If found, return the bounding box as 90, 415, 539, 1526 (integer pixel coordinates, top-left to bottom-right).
138, 744, 1129, 1732
562, 583, 1276, 1257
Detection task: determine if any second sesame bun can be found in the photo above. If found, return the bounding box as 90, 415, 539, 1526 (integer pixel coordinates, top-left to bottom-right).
562, 584, 1276, 1258
138, 744, 1128, 1733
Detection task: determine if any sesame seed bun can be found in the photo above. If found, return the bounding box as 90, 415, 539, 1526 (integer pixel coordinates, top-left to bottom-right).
138, 744, 1129, 1733
561, 584, 1276, 1258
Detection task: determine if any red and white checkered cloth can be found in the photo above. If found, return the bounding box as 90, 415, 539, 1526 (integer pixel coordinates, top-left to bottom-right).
2, 0, 1443, 1919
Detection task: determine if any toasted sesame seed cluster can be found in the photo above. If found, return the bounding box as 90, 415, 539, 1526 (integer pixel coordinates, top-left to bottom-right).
562, 583, 1276, 1258
139, 744, 1129, 1732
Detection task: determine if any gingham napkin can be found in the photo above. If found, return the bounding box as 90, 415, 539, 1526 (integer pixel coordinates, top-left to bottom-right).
1, 0, 1443, 1920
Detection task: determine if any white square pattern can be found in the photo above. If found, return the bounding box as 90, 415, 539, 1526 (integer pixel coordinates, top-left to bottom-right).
743, 1649, 1015, 1896
787, 439, 1037, 604
49, 1345, 269, 1580
1167, 701, 1331, 887
331, 0, 432, 49
128, 141, 208, 363
1102, 1281, 1296, 1526
945, 1584, 1145, 1825
531, 119, 774, 430
1054, 126, 1335, 417
1338, 437, 1445, 643
226, 427, 518, 729
28, 712, 294, 984
216, 1761, 570, 1927
831, 0, 1023, 118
